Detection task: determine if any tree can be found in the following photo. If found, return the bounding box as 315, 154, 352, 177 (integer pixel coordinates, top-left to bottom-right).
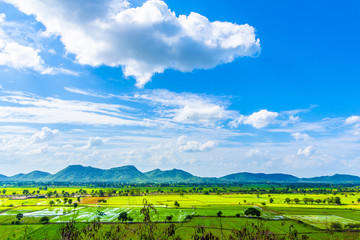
16, 213, 23, 221
184, 215, 193, 221
165, 215, 173, 222
73, 203, 78, 208
99, 190, 104, 197
284, 198, 291, 204
40, 216, 50, 224
46, 191, 52, 198
118, 211, 128, 222
294, 198, 300, 204
174, 201, 180, 208
49, 200, 55, 206
244, 207, 261, 217
269, 198, 274, 203
217, 211, 223, 217
68, 199, 73, 204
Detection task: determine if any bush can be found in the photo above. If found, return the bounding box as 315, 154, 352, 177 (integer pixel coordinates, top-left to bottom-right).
345, 223, 360, 229
235, 213, 241, 217
184, 215, 193, 221
330, 222, 342, 230
165, 215, 173, 222
118, 212, 128, 222
16, 213, 23, 221
244, 207, 261, 217
40, 216, 50, 224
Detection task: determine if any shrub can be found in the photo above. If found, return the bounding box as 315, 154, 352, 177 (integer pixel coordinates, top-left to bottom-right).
40, 216, 50, 224
330, 222, 342, 230
118, 212, 128, 222
184, 215, 193, 221
244, 207, 261, 217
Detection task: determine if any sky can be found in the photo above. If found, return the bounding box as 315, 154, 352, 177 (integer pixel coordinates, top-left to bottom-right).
0, 0, 359, 177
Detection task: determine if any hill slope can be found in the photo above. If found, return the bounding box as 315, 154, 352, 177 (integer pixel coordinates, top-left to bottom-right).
303, 174, 360, 183
13, 171, 51, 181
144, 169, 201, 182
1, 165, 360, 184
44, 165, 150, 182
219, 172, 300, 183
0, 174, 8, 180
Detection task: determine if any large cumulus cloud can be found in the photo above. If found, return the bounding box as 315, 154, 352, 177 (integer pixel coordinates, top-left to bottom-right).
5, 0, 260, 87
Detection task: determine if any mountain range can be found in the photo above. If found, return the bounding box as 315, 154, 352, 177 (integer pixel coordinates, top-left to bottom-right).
1, 165, 359, 183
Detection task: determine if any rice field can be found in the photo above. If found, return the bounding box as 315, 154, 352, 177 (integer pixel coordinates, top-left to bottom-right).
1, 188, 360, 239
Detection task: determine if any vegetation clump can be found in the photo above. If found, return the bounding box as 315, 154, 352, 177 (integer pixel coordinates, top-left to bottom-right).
245, 207, 261, 217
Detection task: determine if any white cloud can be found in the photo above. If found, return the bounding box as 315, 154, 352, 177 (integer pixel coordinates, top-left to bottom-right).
297, 145, 315, 157
0, 127, 58, 156
0, 91, 151, 126
243, 109, 278, 128
0, 13, 77, 75
245, 148, 269, 158
6, 0, 260, 87
31, 127, 59, 143
0, 41, 49, 73
86, 137, 104, 148
64, 87, 110, 99
228, 116, 244, 128
177, 136, 217, 152
173, 105, 228, 125
134, 89, 237, 125
345, 116, 360, 125
291, 132, 311, 141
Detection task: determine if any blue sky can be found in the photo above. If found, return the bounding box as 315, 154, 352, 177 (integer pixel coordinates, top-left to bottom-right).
0, 0, 359, 177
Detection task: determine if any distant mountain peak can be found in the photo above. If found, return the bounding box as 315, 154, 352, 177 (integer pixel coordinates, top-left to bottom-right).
1, 165, 359, 184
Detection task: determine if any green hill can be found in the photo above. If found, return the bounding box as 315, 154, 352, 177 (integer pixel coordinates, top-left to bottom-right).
303, 174, 360, 183
104, 165, 151, 182
0, 174, 8, 180
144, 168, 201, 183
43, 165, 150, 182
220, 172, 300, 182
13, 171, 51, 181
2, 165, 360, 184
43, 165, 104, 182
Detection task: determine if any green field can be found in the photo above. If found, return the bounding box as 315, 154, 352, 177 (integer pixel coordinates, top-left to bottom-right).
1, 185, 360, 239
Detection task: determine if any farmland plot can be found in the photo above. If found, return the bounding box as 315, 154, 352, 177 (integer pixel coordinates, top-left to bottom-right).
285, 215, 360, 229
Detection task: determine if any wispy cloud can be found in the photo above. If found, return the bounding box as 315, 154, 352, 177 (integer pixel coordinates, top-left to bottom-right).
0, 91, 151, 126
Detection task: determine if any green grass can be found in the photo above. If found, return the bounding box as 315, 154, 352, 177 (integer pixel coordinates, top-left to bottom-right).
1, 189, 360, 239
